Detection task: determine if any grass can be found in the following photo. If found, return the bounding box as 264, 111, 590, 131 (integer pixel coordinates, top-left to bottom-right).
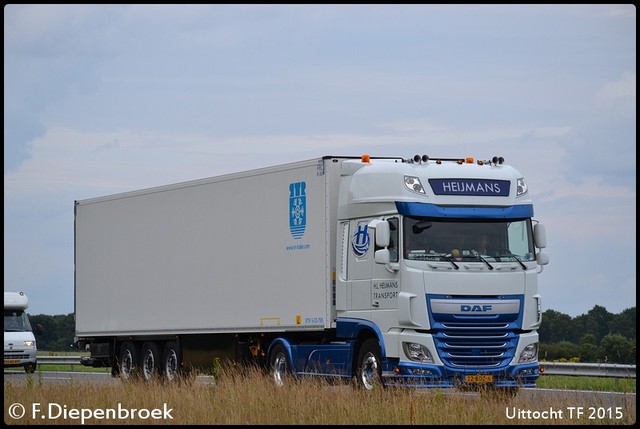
536, 374, 635, 393
4, 366, 636, 425
28, 351, 638, 391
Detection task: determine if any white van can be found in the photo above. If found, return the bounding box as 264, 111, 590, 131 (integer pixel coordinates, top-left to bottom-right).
4, 291, 42, 373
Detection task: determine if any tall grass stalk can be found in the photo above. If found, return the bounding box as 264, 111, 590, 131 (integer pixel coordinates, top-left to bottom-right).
5, 366, 636, 425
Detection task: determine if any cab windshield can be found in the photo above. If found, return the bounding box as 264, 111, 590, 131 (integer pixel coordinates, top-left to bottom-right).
403, 217, 535, 262
4, 310, 33, 332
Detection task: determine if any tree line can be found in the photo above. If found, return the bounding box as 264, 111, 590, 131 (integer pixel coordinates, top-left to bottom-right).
538, 305, 635, 364
28, 305, 636, 364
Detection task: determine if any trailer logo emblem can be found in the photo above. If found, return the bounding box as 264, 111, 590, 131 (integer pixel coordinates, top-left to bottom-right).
352, 222, 370, 257
289, 182, 307, 239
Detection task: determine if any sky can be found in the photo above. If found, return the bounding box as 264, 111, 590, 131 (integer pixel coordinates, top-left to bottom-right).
4, 4, 636, 318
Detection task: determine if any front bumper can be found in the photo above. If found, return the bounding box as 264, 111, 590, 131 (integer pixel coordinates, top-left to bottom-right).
382, 361, 540, 389
4, 348, 37, 368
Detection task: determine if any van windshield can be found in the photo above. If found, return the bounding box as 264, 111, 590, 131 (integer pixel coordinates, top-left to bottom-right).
4, 310, 33, 332
403, 217, 535, 262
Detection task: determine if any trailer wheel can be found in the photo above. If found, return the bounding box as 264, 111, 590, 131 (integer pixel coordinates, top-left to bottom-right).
140, 342, 162, 381
119, 342, 140, 381
355, 338, 383, 391
269, 344, 290, 387
162, 341, 181, 382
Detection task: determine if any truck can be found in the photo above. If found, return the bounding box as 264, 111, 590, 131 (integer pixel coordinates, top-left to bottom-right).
4, 291, 42, 373
75, 154, 549, 393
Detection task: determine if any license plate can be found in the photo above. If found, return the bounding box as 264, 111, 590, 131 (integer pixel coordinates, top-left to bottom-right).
465, 374, 493, 383
4, 359, 21, 365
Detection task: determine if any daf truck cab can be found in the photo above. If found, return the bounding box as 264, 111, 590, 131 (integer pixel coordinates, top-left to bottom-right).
4, 291, 42, 373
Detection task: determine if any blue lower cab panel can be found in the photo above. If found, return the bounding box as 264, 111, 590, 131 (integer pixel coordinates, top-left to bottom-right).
291, 342, 355, 380
381, 360, 540, 389
288, 341, 539, 388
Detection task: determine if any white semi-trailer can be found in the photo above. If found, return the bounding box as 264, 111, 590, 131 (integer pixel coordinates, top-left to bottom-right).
75, 154, 549, 392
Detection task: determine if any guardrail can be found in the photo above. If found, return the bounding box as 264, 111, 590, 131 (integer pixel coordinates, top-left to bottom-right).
540, 362, 636, 378
38, 356, 85, 365
36, 356, 636, 378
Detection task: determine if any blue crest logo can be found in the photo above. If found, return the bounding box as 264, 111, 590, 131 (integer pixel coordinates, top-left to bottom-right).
352, 222, 370, 257
289, 182, 306, 239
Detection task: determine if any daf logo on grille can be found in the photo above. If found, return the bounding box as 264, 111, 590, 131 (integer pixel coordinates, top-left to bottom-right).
431, 298, 519, 315
461, 304, 493, 312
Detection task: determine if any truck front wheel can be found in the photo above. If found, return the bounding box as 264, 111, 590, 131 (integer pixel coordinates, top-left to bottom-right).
269, 344, 290, 387
24, 363, 36, 374
355, 338, 383, 390
119, 342, 139, 381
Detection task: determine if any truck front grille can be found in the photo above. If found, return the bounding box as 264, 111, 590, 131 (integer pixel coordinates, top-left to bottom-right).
4, 352, 30, 359
428, 295, 523, 369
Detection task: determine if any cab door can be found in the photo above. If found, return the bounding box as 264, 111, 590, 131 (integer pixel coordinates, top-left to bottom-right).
336, 218, 399, 325
344, 219, 373, 320
369, 217, 400, 332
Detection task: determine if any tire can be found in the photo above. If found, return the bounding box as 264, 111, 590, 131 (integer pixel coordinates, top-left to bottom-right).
269, 343, 290, 387
119, 342, 140, 381
355, 338, 383, 391
140, 342, 162, 381
162, 341, 182, 382
24, 363, 36, 374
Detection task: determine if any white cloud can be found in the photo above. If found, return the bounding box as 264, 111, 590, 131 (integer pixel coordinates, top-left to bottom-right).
594, 71, 636, 118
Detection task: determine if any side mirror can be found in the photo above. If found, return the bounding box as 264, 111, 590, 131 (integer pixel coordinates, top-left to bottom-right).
536, 251, 549, 266
534, 223, 547, 249
34, 324, 44, 336
374, 248, 390, 264
368, 219, 390, 248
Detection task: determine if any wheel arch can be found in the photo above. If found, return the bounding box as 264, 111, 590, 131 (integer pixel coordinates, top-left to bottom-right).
336, 318, 385, 348
335, 318, 386, 375
266, 337, 294, 368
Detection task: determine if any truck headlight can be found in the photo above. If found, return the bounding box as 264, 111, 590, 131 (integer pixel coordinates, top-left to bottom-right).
518, 343, 538, 363
23, 341, 35, 347
403, 342, 434, 363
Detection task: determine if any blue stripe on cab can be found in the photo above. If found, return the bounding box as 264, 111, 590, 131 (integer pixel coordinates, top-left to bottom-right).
395, 202, 534, 219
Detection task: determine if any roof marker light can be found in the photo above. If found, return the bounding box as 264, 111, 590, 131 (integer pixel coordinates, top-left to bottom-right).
466, 157, 474, 164
361, 154, 371, 163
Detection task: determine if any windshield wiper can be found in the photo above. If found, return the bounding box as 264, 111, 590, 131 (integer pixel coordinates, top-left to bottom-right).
442, 254, 460, 270
500, 253, 527, 270
473, 251, 494, 270
511, 254, 527, 270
